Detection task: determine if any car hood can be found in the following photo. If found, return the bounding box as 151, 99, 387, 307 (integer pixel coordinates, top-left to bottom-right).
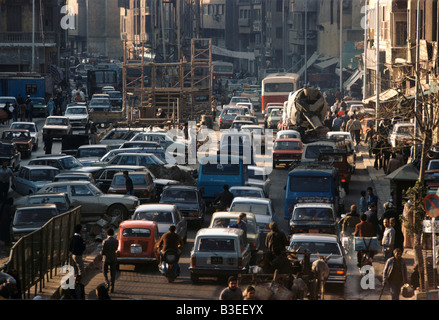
273, 150, 302, 155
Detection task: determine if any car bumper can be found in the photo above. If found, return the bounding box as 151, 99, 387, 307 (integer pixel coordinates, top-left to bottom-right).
327, 274, 347, 284
189, 267, 247, 275
117, 257, 157, 263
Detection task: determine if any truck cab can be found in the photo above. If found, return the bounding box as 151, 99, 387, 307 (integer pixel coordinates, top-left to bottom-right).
284, 163, 344, 220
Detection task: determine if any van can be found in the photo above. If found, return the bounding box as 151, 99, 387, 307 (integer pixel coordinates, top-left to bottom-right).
197, 155, 247, 204
284, 163, 344, 220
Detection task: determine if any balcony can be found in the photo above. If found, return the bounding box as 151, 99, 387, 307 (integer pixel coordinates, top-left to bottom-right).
0, 32, 57, 46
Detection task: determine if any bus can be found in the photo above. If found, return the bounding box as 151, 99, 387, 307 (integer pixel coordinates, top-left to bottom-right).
261, 73, 300, 115
86, 69, 119, 98
213, 61, 234, 80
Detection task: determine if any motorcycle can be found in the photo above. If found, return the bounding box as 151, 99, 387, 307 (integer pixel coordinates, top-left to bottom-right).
159, 249, 181, 283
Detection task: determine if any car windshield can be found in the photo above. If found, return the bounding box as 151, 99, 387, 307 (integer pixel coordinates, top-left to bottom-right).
60, 157, 83, 169
14, 209, 57, 226
293, 207, 334, 221
31, 98, 45, 104
112, 174, 148, 186
77, 148, 108, 158
161, 189, 197, 203
30, 169, 59, 181
223, 108, 242, 116
288, 241, 341, 255
305, 145, 334, 159
212, 218, 257, 234
10, 123, 36, 133
198, 238, 235, 252
248, 169, 265, 181
428, 161, 439, 170
90, 99, 109, 106
110, 154, 164, 166
289, 176, 331, 193
231, 98, 249, 103
66, 107, 87, 115
47, 118, 68, 126
2, 131, 30, 140
274, 141, 301, 150
122, 228, 151, 237
230, 202, 270, 216
134, 210, 173, 223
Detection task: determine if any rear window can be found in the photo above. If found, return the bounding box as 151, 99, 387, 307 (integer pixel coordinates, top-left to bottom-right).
229, 202, 270, 216
14, 209, 57, 225
289, 176, 331, 193
288, 241, 340, 255
201, 163, 240, 175
161, 189, 198, 203
112, 174, 148, 186
212, 218, 257, 234
274, 141, 301, 150
134, 211, 173, 223
293, 207, 334, 221
122, 228, 151, 237
198, 238, 235, 252
28, 196, 68, 211
304, 145, 334, 159
230, 189, 263, 198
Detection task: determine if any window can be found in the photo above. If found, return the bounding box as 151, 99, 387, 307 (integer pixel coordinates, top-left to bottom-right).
198, 238, 235, 252
289, 176, 331, 193
71, 185, 93, 196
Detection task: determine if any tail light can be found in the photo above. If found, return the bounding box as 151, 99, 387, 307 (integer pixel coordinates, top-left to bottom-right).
336, 270, 345, 275
341, 179, 346, 183
191, 256, 196, 268
238, 258, 243, 269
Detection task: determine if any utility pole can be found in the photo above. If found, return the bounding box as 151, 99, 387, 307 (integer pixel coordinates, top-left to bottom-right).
414, 0, 421, 156
340, 0, 343, 94
32, 0, 35, 72
375, 0, 380, 129
363, 1, 368, 100
304, 0, 308, 86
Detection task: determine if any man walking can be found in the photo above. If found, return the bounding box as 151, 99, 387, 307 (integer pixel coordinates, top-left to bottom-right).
0, 161, 15, 202
123, 171, 134, 196
381, 218, 395, 261
69, 224, 86, 277
383, 248, 408, 300
101, 228, 119, 293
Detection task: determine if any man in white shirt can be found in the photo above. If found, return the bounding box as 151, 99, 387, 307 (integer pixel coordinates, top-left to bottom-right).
382, 218, 395, 261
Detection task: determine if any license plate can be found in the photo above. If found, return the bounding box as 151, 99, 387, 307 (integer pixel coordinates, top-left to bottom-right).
309, 229, 319, 233
130, 244, 142, 254
208, 256, 223, 264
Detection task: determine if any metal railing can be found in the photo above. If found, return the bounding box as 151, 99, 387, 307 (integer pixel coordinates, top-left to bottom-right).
0, 206, 81, 299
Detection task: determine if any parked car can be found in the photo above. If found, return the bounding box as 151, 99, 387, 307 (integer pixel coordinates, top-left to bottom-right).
159, 185, 206, 227
64, 104, 89, 129
116, 220, 159, 266
108, 171, 156, 203
31, 97, 47, 117
11, 204, 60, 242
0, 141, 20, 171
1, 129, 33, 158
229, 186, 266, 198
10, 122, 39, 151
13, 192, 74, 214
53, 172, 95, 183
233, 115, 258, 125
37, 181, 139, 221
28, 155, 84, 172
230, 120, 254, 131
131, 203, 187, 242
288, 233, 347, 286
42, 116, 72, 138
272, 138, 303, 168
76, 144, 111, 166
265, 108, 282, 129
389, 122, 420, 148
219, 107, 244, 129
89, 97, 111, 112
189, 228, 251, 283
130, 132, 187, 155
92, 152, 165, 167
276, 129, 302, 141
99, 127, 146, 149
93, 165, 148, 193
229, 197, 274, 235
14, 165, 60, 195
209, 211, 260, 253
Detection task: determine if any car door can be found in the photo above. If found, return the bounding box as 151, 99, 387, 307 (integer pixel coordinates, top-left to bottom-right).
70, 184, 100, 214
15, 167, 30, 195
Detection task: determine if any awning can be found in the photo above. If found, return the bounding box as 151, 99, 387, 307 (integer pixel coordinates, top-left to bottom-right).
297, 52, 320, 76
343, 69, 362, 91
313, 57, 339, 70
212, 45, 255, 61
362, 88, 399, 104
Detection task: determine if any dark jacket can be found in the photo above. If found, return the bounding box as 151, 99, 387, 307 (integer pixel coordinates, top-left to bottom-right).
69, 234, 86, 255
383, 256, 408, 285
101, 236, 119, 264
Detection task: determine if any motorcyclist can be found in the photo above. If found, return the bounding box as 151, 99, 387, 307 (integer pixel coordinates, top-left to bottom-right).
214, 184, 234, 211
157, 225, 184, 264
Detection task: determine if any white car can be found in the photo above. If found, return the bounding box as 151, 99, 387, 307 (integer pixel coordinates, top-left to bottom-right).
42, 116, 72, 138
10, 122, 39, 151
229, 186, 266, 198
229, 197, 274, 234
64, 105, 89, 129
236, 102, 255, 116
389, 122, 419, 148
247, 165, 271, 197
276, 129, 302, 142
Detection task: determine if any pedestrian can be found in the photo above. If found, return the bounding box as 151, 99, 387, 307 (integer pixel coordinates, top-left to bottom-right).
219, 276, 243, 300
95, 283, 111, 300
17, 94, 25, 121
123, 171, 134, 196
332, 114, 342, 131
0, 198, 13, 246
214, 184, 234, 211
43, 134, 53, 155
25, 95, 33, 122
373, 136, 384, 170
382, 248, 408, 300
381, 218, 395, 261
59, 286, 72, 300
391, 217, 404, 251
265, 221, 288, 256
101, 228, 119, 293
47, 97, 55, 116
354, 213, 375, 267
365, 202, 381, 239
365, 125, 376, 157
366, 187, 378, 209
0, 161, 15, 202
3, 102, 11, 125
359, 190, 368, 214
382, 139, 392, 172
340, 204, 361, 236
70, 275, 85, 300
243, 285, 257, 300
386, 153, 402, 175
402, 200, 414, 249
69, 224, 86, 277
11, 101, 18, 123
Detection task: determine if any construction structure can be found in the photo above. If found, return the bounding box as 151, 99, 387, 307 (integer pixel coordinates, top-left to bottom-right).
121, 38, 213, 128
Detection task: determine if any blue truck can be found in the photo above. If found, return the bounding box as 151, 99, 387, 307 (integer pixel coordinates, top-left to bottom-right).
284, 163, 345, 220
0, 74, 46, 98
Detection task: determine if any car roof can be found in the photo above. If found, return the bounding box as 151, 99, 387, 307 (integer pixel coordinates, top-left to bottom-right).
120, 220, 157, 229
113, 171, 148, 176
229, 186, 263, 191
196, 227, 244, 237
44, 180, 92, 186
290, 233, 339, 242
135, 204, 176, 211
211, 211, 256, 220
232, 197, 270, 203
293, 203, 334, 208
10, 122, 36, 126
275, 138, 301, 142
16, 203, 58, 210
4, 129, 30, 132
78, 144, 108, 149
22, 165, 59, 170
162, 185, 198, 191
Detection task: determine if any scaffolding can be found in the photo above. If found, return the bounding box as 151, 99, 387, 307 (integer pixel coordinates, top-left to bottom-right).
121, 38, 213, 128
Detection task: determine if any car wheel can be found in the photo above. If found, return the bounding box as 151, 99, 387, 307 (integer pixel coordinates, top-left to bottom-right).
107, 204, 127, 220
190, 273, 199, 284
